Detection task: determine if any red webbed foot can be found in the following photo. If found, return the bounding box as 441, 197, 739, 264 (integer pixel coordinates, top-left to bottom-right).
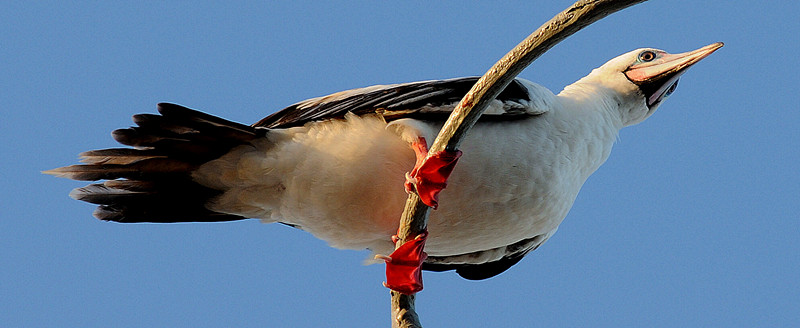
380, 231, 428, 295
404, 137, 462, 209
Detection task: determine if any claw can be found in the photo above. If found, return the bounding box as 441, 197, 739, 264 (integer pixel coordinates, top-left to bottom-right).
404, 137, 462, 209
382, 231, 428, 295
374, 254, 393, 262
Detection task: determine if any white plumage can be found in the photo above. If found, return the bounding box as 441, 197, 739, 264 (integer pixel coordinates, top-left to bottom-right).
195, 82, 615, 258
47, 43, 722, 279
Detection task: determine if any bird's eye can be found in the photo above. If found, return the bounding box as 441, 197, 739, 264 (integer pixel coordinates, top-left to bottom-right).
638, 51, 657, 62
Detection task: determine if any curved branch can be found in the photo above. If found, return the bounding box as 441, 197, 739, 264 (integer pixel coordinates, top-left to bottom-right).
390, 1, 648, 327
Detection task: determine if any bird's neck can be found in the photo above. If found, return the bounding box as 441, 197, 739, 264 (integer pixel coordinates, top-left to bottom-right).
557, 80, 625, 132
522, 80, 621, 183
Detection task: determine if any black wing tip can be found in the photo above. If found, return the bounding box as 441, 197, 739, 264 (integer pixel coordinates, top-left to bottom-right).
111, 128, 136, 145
157, 102, 189, 112
43, 165, 103, 181
74, 181, 249, 223
52, 102, 259, 224
421, 255, 527, 281
422, 234, 543, 280
156, 102, 210, 120
92, 205, 249, 223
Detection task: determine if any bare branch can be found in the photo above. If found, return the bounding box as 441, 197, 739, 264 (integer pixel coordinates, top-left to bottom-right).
390, 0, 648, 327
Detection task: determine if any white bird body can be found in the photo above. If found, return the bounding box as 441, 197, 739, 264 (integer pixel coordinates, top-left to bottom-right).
194, 79, 619, 260
47, 43, 722, 279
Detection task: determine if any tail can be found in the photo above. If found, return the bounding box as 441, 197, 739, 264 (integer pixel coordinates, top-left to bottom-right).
45, 103, 264, 223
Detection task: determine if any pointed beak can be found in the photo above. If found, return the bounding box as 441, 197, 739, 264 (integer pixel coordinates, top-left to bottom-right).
626, 42, 724, 107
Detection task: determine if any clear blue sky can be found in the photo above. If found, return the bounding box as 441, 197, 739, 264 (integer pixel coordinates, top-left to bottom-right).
2, 1, 798, 327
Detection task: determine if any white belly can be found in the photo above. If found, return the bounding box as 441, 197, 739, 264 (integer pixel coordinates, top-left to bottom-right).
193, 113, 609, 257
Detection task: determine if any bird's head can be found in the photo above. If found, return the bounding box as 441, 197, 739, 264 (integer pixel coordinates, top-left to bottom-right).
570, 42, 723, 126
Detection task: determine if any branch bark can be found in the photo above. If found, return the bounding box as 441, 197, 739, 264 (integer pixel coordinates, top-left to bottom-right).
390, 1, 648, 327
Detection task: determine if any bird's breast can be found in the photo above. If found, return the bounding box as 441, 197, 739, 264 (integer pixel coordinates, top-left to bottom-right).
196, 112, 615, 257
422, 116, 608, 255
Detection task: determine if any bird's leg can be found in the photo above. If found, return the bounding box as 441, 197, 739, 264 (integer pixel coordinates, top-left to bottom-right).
382, 137, 459, 294
404, 137, 462, 209
381, 231, 428, 295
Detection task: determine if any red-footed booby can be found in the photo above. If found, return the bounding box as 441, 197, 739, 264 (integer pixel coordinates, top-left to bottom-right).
46, 43, 722, 293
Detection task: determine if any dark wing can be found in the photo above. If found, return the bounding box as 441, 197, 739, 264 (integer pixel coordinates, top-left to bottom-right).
253, 77, 541, 129
422, 234, 546, 280
45, 103, 257, 223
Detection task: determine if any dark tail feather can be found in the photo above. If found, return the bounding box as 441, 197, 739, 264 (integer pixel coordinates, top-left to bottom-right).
45, 103, 263, 223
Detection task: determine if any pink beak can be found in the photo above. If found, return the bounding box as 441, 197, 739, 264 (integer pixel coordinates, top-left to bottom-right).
626, 42, 723, 107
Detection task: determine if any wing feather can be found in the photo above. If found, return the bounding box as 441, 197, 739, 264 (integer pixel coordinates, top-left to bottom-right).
422, 234, 547, 280
253, 77, 544, 128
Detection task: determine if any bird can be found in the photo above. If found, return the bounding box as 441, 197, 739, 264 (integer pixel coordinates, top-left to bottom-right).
46, 42, 722, 293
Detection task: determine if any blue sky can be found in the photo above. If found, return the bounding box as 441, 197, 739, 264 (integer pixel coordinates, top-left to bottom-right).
2, 1, 798, 327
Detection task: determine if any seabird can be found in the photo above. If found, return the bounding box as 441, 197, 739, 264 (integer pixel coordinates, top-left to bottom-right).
46, 42, 722, 293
